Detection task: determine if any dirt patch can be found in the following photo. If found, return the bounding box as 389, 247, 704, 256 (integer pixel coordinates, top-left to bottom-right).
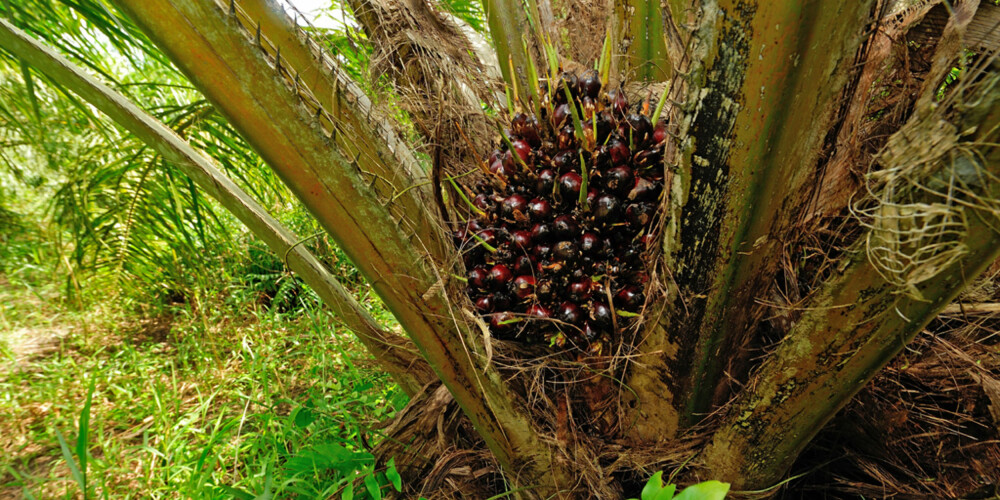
128, 314, 174, 345
1, 324, 72, 369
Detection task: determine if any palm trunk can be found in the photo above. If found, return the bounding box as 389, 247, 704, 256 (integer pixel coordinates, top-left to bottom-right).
483, 0, 539, 105
610, 0, 669, 83
705, 77, 1000, 487
626, 1, 878, 435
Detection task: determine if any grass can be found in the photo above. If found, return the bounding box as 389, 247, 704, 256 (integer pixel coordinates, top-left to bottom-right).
0, 278, 406, 499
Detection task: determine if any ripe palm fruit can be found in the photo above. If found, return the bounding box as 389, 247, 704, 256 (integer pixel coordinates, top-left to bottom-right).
454, 71, 665, 353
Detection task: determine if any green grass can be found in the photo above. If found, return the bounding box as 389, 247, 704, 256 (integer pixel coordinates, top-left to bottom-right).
0, 281, 406, 499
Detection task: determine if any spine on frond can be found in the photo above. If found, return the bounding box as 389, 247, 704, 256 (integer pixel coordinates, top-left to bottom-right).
222, 0, 446, 258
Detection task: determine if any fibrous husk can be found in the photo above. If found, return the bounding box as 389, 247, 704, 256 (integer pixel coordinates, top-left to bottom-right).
784, 313, 1000, 498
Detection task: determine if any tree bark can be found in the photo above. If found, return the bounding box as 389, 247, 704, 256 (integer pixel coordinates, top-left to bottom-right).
626, 1, 878, 435
483, 0, 541, 105
219, 0, 442, 247
609, 0, 669, 83
704, 74, 1000, 488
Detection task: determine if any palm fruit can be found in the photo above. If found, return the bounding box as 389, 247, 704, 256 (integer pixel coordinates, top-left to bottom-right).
455, 71, 666, 353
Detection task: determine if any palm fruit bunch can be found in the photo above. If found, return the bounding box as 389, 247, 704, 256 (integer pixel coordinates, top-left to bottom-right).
455, 70, 666, 355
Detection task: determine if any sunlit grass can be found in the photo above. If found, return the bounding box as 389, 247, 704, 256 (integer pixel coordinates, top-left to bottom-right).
0, 282, 405, 499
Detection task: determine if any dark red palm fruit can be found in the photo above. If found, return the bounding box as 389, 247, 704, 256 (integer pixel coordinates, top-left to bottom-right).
530, 222, 553, 242
653, 122, 667, 144
607, 138, 630, 166
553, 215, 579, 238
557, 125, 576, 150
492, 292, 513, 311
557, 301, 583, 325
536, 169, 556, 194
628, 271, 650, 286
490, 311, 517, 334
567, 279, 592, 301
513, 275, 537, 300
625, 113, 653, 145
521, 116, 542, 146
488, 149, 502, 166
580, 96, 597, 119
475, 295, 494, 312
628, 176, 662, 201
527, 303, 552, 320
559, 72, 579, 96
593, 145, 612, 170
501, 194, 528, 218
488, 264, 513, 290
533, 243, 553, 259
580, 232, 603, 255
592, 301, 615, 327
462, 252, 477, 268
615, 285, 644, 311
552, 103, 571, 127
553, 240, 580, 262
513, 254, 534, 275
476, 229, 497, 248
581, 321, 600, 341
527, 198, 553, 220
558, 172, 583, 198
502, 150, 515, 171
453, 225, 468, 245
489, 157, 506, 176
551, 150, 576, 173
512, 139, 531, 163
466, 218, 483, 232
535, 279, 555, 300
595, 112, 614, 143
605, 166, 635, 196
468, 267, 489, 289
626, 202, 656, 228
473, 193, 492, 211
578, 69, 601, 98
592, 194, 621, 223
585, 187, 599, 206
607, 88, 628, 116
633, 148, 663, 169
511, 230, 533, 249
511, 112, 529, 131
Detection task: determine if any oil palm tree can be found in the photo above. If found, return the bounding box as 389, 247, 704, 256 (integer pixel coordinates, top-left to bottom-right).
1, 0, 999, 496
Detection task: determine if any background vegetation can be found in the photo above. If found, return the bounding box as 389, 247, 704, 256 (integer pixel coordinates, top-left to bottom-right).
0, 0, 418, 497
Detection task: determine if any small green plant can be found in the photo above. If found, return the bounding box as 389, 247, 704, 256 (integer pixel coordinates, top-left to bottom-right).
54, 377, 96, 499
628, 471, 730, 500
